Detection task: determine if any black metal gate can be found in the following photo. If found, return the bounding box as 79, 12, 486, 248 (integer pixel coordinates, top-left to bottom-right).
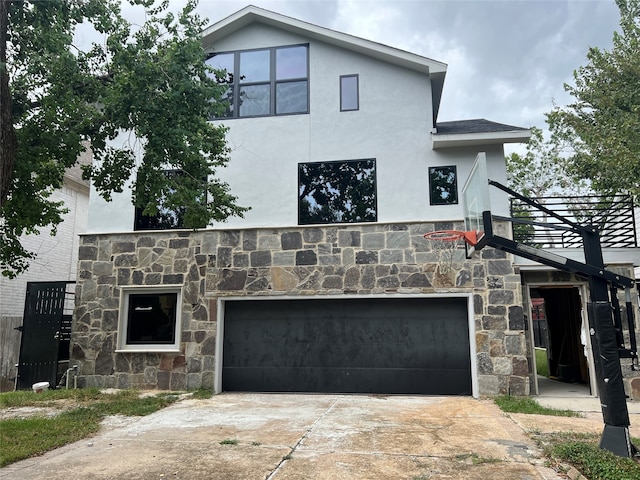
16, 282, 74, 390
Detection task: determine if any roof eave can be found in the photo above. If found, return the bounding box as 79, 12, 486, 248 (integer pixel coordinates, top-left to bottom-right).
431, 130, 532, 149
201, 6, 447, 75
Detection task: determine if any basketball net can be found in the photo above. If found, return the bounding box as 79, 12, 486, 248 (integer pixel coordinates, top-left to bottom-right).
424, 231, 466, 275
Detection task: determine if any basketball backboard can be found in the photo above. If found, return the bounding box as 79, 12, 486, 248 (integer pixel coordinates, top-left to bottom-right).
462, 152, 492, 257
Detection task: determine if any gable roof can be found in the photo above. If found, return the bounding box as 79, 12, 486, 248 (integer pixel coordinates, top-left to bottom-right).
201, 5, 448, 123
432, 119, 531, 149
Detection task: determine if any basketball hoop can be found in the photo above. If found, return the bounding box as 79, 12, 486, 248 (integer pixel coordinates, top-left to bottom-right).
423, 230, 477, 275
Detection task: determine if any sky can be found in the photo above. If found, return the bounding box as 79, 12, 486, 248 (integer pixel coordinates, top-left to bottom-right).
182, 0, 621, 138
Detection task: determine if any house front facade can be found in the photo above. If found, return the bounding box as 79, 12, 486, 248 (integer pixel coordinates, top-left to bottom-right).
71, 6, 636, 397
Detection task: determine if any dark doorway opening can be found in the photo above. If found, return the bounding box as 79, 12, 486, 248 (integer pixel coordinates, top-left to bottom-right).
530, 286, 591, 395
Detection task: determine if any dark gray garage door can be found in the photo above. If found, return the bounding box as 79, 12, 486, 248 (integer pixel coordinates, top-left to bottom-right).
222, 297, 471, 395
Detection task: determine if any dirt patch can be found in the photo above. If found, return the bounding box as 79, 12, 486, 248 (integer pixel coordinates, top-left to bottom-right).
0, 390, 189, 422
0, 398, 79, 420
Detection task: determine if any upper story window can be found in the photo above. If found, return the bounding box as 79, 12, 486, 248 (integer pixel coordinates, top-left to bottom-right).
429, 166, 459, 205
207, 45, 309, 118
134, 169, 206, 231
340, 74, 359, 111
299, 159, 377, 225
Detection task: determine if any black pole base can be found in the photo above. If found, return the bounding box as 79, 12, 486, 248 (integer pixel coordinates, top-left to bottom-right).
599, 424, 640, 457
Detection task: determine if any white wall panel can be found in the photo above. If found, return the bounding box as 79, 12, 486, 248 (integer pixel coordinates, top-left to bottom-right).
86, 23, 509, 233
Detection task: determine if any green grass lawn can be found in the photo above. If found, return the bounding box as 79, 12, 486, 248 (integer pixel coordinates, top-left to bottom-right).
494, 395, 581, 417
494, 395, 640, 480
0, 388, 182, 467
541, 432, 640, 480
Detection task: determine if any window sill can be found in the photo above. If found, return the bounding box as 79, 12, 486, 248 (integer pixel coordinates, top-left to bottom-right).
116, 348, 181, 354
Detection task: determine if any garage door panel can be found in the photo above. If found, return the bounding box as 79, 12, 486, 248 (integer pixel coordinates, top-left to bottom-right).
223, 297, 471, 394
223, 367, 472, 395
224, 338, 469, 370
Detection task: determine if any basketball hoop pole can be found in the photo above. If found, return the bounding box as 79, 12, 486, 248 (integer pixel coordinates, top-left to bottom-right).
482, 179, 638, 458
458, 152, 638, 456
583, 227, 638, 457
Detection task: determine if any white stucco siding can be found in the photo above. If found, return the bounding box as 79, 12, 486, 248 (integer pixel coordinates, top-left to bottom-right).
220, 115, 311, 227
429, 146, 510, 220
88, 179, 135, 232
205, 22, 309, 53
216, 34, 438, 228
85, 22, 510, 232
86, 130, 141, 232
307, 41, 432, 223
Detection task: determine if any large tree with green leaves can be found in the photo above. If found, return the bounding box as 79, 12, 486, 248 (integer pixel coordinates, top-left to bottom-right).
506, 126, 595, 245
506, 127, 582, 198
546, 0, 640, 198
0, 0, 247, 278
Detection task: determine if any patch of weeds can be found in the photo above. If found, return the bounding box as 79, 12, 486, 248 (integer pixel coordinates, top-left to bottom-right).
282, 454, 292, 460
251, 441, 261, 446
220, 439, 238, 445
0, 387, 104, 408
535, 432, 640, 480
0, 407, 100, 466
190, 388, 213, 400
494, 395, 581, 417
552, 438, 640, 480
93, 390, 179, 417
454, 453, 502, 465
0, 389, 181, 467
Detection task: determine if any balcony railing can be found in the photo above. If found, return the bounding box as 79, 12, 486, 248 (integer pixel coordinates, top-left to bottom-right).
509, 195, 637, 249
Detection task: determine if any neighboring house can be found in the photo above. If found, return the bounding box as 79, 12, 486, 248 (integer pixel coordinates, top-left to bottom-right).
71, 6, 640, 398
0, 150, 91, 391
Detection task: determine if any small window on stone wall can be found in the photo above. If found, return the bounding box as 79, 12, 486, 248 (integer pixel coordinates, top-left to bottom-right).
116, 286, 182, 352
429, 165, 458, 205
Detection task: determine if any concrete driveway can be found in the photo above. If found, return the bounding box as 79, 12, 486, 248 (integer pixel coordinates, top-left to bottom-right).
0, 393, 606, 480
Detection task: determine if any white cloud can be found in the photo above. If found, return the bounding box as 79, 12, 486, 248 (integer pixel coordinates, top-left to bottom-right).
333, 0, 402, 39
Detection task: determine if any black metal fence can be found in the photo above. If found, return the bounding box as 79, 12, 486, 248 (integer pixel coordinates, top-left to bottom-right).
510, 195, 637, 249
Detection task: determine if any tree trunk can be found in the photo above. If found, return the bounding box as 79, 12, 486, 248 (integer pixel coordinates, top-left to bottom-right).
0, 0, 17, 210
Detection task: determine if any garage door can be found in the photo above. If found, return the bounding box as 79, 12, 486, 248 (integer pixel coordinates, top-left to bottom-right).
222, 297, 471, 394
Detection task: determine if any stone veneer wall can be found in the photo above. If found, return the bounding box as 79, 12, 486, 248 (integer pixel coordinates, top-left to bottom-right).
71, 221, 529, 394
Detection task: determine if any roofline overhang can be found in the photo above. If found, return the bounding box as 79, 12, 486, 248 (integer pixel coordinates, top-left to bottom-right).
431, 129, 532, 149
202, 6, 448, 122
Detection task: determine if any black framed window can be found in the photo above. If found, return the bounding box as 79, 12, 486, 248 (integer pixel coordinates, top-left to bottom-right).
299, 159, 377, 225
208, 52, 235, 117
207, 44, 309, 118
117, 287, 182, 353
340, 74, 359, 111
134, 169, 206, 231
429, 166, 459, 205
127, 293, 177, 345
